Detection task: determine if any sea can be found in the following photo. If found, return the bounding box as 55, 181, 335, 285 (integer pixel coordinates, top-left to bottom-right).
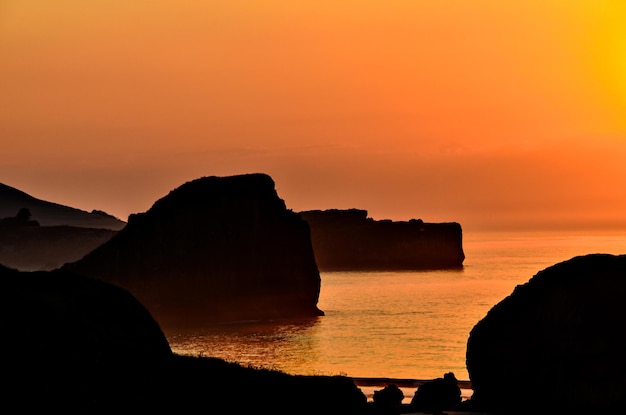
163, 228, 626, 402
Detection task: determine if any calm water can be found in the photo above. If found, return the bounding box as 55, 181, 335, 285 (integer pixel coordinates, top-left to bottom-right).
164, 229, 626, 400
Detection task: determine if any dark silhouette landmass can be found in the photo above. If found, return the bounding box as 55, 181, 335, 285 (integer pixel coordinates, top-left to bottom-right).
7, 176, 623, 412
465, 253, 626, 413
0, 264, 368, 414
0, 182, 126, 230
1, 183, 466, 273
0, 259, 464, 414
0, 208, 117, 270
63, 173, 324, 326
298, 209, 465, 271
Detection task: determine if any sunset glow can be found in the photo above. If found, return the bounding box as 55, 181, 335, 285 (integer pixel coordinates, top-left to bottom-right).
1, 1, 625, 231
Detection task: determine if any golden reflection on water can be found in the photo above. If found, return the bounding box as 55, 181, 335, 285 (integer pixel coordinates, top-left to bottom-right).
165, 230, 626, 385
164, 317, 326, 373
164, 270, 517, 381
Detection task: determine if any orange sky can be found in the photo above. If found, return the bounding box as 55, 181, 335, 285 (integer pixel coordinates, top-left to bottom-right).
1, 1, 625, 231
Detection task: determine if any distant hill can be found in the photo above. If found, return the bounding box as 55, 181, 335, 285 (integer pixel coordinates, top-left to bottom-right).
0, 182, 126, 230
0, 182, 125, 271
0, 225, 118, 271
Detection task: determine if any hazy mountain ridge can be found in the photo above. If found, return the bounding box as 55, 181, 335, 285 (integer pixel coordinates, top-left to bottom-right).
0, 225, 118, 271
0, 182, 126, 230
0, 182, 125, 270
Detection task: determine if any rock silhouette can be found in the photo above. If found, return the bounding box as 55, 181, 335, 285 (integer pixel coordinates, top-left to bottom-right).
1, 263, 173, 410
368, 383, 405, 415
465, 253, 626, 413
409, 372, 462, 414
298, 209, 464, 270
63, 173, 324, 325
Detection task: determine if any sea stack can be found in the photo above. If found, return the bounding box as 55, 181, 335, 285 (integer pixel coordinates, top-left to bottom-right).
64, 173, 324, 325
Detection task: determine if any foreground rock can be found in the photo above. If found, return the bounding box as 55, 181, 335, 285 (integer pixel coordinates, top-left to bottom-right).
64, 173, 324, 326
465, 254, 626, 413
409, 372, 462, 414
299, 209, 465, 270
1, 264, 367, 414
1, 264, 173, 410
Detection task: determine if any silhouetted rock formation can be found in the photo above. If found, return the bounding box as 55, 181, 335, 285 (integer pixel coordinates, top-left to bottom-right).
63, 173, 324, 325
298, 209, 464, 271
367, 384, 405, 415
0, 182, 126, 230
1, 264, 368, 414
465, 254, 626, 413
409, 372, 462, 414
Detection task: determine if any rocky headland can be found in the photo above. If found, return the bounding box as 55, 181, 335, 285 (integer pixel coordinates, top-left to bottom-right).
298, 209, 465, 271
63, 173, 324, 326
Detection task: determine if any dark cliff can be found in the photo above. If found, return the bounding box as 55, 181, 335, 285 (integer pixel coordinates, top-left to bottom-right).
298, 209, 464, 271
465, 254, 626, 413
63, 173, 324, 325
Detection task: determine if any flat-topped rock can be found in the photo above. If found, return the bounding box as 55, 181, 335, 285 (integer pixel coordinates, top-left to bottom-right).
298, 209, 465, 271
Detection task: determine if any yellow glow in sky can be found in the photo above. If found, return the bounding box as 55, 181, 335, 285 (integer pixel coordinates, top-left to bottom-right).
1, 1, 625, 231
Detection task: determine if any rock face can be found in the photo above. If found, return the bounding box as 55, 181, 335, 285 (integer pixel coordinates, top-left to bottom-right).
0, 182, 126, 230
63, 173, 324, 325
298, 209, 464, 271
465, 254, 626, 413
